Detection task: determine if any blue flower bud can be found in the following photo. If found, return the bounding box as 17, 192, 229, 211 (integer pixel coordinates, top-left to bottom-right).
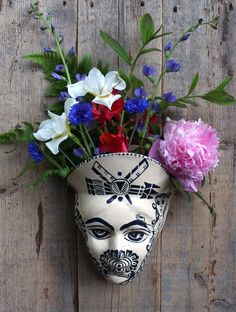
134, 87, 146, 98
73, 147, 85, 158
59, 91, 70, 102
142, 65, 157, 77
43, 47, 51, 53
69, 47, 76, 57
76, 73, 86, 81
164, 42, 173, 52
163, 92, 177, 103
40, 26, 47, 31
165, 59, 181, 72
152, 101, 161, 112
55, 64, 64, 72
51, 72, 63, 80
181, 33, 190, 41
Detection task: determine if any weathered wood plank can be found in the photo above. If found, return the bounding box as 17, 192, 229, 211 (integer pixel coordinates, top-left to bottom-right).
0, 1, 78, 311
162, 0, 236, 311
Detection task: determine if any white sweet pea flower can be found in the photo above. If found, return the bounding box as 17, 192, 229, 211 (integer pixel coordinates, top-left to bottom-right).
66, 67, 126, 111
33, 111, 70, 155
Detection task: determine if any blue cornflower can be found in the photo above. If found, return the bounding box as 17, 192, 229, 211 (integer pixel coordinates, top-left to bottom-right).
69, 47, 76, 57
55, 64, 64, 72
51, 72, 63, 80
124, 98, 149, 114
76, 73, 87, 81
73, 147, 85, 158
165, 59, 181, 72
59, 91, 70, 102
134, 87, 146, 98
68, 102, 94, 127
163, 92, 177, 103
164, 42, 173, 52
28, 143, 44, 163
43, 47, 51, 53
152, 101, 161, 112
142, 65, 157, 77
181, 33, 190, 41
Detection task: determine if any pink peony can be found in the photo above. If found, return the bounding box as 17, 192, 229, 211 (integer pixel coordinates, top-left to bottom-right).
148, 118, 220, 192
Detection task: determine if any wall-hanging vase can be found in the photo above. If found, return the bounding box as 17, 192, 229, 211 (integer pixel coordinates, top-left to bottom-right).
68, 153, 173, 284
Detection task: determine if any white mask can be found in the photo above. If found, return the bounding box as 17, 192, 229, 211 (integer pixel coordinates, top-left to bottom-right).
68, 153, 173, 284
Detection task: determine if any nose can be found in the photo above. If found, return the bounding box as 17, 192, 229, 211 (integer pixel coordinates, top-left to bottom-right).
108, 232, 124, 251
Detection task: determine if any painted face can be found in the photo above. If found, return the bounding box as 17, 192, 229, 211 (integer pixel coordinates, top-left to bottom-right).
68, 153, 172, 284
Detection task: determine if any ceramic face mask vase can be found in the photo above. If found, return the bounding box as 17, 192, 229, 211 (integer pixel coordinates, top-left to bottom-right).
68, 153, 173, 284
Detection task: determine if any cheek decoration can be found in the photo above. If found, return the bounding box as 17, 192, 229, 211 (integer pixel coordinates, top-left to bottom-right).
100, 249, 139, 280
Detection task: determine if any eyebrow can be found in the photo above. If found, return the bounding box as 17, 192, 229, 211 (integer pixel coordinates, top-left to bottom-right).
85, 218, 114, 231
120, 220, 148, 231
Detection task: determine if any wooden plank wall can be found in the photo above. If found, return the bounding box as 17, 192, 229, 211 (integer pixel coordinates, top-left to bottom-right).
0, 0, 235, 311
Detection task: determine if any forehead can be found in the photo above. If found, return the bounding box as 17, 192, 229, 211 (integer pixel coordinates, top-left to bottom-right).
77, 194, 156, 228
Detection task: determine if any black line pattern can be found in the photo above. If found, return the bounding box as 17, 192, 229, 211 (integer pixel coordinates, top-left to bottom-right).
86, 159, 160, 204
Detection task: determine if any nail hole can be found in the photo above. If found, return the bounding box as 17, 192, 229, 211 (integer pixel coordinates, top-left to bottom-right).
201, 245, 204, 248
90, 1, 94, 8
140, 0, 145, 7
173, 6, 177, 13
62, 1, 67, 6
229, 3, 233, 10
199, 18, 203, 24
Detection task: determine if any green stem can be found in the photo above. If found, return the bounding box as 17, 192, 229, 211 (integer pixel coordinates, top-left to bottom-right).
140, 71, 166, 149
79, 124, 91, 157
128, 116, 139, 148
37, 11, 72, 84
59, 147, 77, 168
83, 125, 96, 152
54, 35, 72, 84
69, 134, 89, 159
44, 153, 62, 170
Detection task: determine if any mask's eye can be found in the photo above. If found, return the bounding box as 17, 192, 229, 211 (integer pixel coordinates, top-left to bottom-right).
125, 231, 149, 243
88, 228, 111, 240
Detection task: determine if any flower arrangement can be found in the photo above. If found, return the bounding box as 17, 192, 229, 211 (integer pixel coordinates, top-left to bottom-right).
0, 2, 235, 212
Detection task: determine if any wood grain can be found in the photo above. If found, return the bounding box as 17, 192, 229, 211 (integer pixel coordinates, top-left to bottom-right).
0, 1, 78, 311
0, 0, 235, 311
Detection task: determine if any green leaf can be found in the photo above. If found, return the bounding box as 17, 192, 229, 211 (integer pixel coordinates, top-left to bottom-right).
77, 54, 93, 75
188, 73, 199, 95
139, 13, 155, 45
48, 102, 64, 115
179, 98, 199, 106
139, 48, 161, 57
100, 30, 131, 65
97, 60, 109, 75
118, 69, 131, 91
130, 74, 144, 91
0, 131, 17, 144
29, 167, 70, 188
24, 52, 61, 76
201, 89, 236, 105
159, 100, 169, 113
169, 101, 187, 108
215, 76, 232, 90
44, 80, 67, 97
152, 31, 172, 39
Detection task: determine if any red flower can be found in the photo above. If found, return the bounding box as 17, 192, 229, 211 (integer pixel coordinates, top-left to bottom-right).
99, 126, 129, 153
92, 91, 124, 127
